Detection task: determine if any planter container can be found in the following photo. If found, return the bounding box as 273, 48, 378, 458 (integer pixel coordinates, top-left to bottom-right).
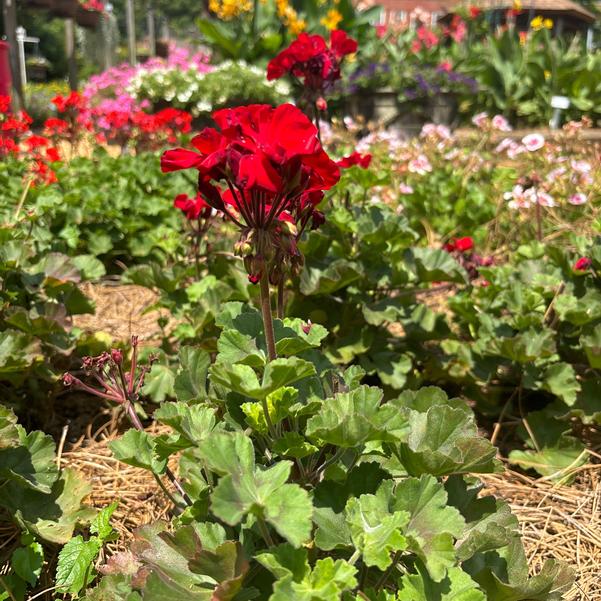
156, 40, 169, 58
75, 6, 101, 28
26, 63, 49, 82
427, 93, 458, 126
348, 88, 400, 125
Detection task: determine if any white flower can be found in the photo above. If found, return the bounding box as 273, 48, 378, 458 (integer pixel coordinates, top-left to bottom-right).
522, 133, 545, 152
569, 193, 587, 205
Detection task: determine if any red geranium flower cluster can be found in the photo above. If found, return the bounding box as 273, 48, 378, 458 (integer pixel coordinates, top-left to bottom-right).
337, 151, 372, 169
1, 95, 60, 185
267, 30, 357, 115
162, 103, 340, 284
574, 257, 592, 273
443, 236, 493, 281
93, 107, 192, 152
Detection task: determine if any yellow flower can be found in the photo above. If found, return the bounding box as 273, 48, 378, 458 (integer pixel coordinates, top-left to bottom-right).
210, 0, 252, 20
530, 16, 543, 30
321, 8, 343, 30
513, 0, 522, 9
288, 18, 306, 35
543, 18, 553, 29
209, 0, 220, 14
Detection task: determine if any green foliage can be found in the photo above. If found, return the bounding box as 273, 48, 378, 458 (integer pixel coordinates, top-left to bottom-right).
90, 305, 572, 600
0, 408, 95, 600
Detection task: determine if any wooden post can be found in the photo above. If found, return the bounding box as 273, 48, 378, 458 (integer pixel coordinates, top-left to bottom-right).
125, 0, 136, 65
147, 1, 156, 56
65, 18, 78, 90
1, 0, 24, 109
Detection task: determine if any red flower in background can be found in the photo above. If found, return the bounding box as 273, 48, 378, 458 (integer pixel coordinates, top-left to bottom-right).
574, 257, 592, 272
174, 193, 212, 220
469, 6, 481, 18
267, 30, 357, 86
337, 152, 372, 169
162, 103, 340, 283
52, 91, 86, 113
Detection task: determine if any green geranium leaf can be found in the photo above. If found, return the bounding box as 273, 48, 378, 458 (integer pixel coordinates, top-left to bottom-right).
210, 358, 315, 400
153, 402, 218, 446
542, 363, 581, 406
128, 522, 248, 600
0, 468, 94, 544
173, 347, 211, 402
242, 386, 298, 434
392, 475, 465, 581
11, 542, 44, 587
197, 432, 312, 547
398, 563, 485, 601
0, 429, 58, 493
109, 429, 167, 474
141, 363, 175, 403
306, 385, 408, 447
345, 481, 409, 570
300, 259, 363, 295
581, 324, 601, 368
445, 476, 518, 562
275, 318, 328, 355
273, 432, 318, 460
397, 402, 500, 477
405, 248, 468, 283
258, 545, 358, 601
508, 441, 587, 483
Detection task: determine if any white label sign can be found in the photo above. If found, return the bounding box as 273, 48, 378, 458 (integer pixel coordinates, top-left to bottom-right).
551, 96, 570, 110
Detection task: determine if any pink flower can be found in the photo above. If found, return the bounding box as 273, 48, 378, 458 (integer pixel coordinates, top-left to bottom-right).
522, 133, 545, 152
399, 183, 414, 194
438, 61, 452, 72
420, 123, 451, 140
408, 154, 432, 175
491, 115, 511, 132
571, 159, 591, 174
569, 193, 587, 205
534, 190, 555, 207
504, 185, 530, 209
472, 112, 488, 129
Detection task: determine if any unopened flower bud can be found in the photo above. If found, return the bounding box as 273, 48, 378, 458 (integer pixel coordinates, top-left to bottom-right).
63, 373, 75, 387
316, 97, 328, 112
111, 349, 123, 364
302, 320, 313, 335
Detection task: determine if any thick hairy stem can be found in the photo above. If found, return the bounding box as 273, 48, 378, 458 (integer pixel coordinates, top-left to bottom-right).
260, 272, 277, 361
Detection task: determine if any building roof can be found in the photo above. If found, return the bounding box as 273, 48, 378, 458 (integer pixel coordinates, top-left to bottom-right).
458, 0, 596, 23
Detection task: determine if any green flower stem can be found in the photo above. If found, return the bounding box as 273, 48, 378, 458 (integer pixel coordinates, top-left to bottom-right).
374, 550, 402, 592
257, 516, 275, 547
277, 279, 285, 320
348, 549, 361, 566
260, 271, 278, 361
123, 395, 193, 507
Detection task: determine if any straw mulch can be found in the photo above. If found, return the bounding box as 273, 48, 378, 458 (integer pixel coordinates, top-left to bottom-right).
73, 282, 165, 341
482, 466, 601, 601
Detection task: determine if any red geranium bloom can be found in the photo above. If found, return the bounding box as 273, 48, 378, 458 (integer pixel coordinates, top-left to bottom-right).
174, 193, 212, 220
574, 257, 592, 272
0, 96, 11, 113
52, 91, 86, 113
44, 117, 70, 137
162, 103, 340, 283
46, 147, 61, 162
267, 30, 357, 91
444, 236, 474, 253
337, 152, 372, 169
416, 26, 439, 49
469, 6, 481, 18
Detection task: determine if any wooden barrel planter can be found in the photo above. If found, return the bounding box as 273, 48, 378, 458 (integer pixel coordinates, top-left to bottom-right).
75, 6, 101, 28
